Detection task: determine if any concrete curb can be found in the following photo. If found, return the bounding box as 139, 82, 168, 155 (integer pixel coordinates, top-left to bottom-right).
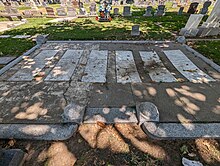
137, 102, 220, 139
0, 44, 41, 76
183, 44, 220, 73
0, 123, 78, 140
142, 122, 220, 139
186, 38, 220, 41
47, 40, 174, 44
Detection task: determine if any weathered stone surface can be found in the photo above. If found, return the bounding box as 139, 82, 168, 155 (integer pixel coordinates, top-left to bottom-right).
116, 51, 141, 83
163, 50, 215, 83
45, 50, 83, 81
88, 83, 135, 107
81, 50, 108, 83
62, 103, 85, 123
84, 107, 138, 123
142, 122, 220, 139
0, 57, 15, 65
0, 123, 77, 140
139, 51, 177, 82
136, 102, 159, 124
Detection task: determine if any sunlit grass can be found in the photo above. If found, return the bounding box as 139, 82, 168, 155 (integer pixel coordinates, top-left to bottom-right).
192, 41, 220, 65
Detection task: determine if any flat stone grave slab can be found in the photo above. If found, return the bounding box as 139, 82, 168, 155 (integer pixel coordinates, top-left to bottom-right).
0, 57, 15, 65
132, 82, 220, 122
0, 82, 69, 123
88, 83, 135, 107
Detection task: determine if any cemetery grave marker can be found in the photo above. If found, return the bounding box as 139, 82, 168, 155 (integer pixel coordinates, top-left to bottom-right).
46, 7, 56, 17
143, 6, 153, 17
179, 14, 204, 37
113, 8, 119, 16
200, 1, 212, 15
67, 7, 77, 17
154, 5, 165, 16
89, 2, 97, 16
178, 7, 184, 15
122, 6, 132, 16
131, 25, 140, 36
187, 2, 199, 14
57, 8, 67, 16
198, 0, 220, 37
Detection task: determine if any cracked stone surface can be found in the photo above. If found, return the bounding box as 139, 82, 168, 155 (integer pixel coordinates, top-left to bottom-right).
0, 41, 219, 125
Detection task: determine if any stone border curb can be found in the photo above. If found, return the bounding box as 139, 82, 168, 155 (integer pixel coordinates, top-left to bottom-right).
183, 44, 220, 73
0, 35, 48, 76
47, 40, 174, 44
0, 44, 41, 76
0, 123, 77, 140
137, 102, 220, 139
186, 38, 220, 41
142, 122, 220, 139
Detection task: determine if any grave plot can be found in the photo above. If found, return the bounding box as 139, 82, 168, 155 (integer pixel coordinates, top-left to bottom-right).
0, 41, 219, 140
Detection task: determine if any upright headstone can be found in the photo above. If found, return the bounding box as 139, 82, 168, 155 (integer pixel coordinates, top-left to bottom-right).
200, 1, 212, 15
154, 5, 165, 16
143, 6, 153, 17
187, 2, 199, 14
172, 2, 178, 8
78, 3, 87, 16
179, 14, 204, 36
198, 0, 220, 36
67, 7, 77, 17
46, 7, 55, 16
113, 8, 119, 15
57, 8, 67, 16
178, 7, 184, 15
89, 2, 97, 16
131, 25, 140, 36
122, 6, 132, 16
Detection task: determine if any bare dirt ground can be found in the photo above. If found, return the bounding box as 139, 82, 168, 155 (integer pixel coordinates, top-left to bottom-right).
0, 124, 220, 166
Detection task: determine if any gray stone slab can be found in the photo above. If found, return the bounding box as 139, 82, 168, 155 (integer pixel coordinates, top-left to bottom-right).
131, 25, 140, 36
131, 83, 197, 122
142, 122, 220, 139
0, 123, 77, 140
81, 50, 108, 83
116, 51, 142, 83
9, 50, 59, 81
132, 82, 220, 123
0, 82, 69, 123
163, 50, 215, 83
45, 50, 83, 81
139, 51, 177, 82
136, 102, 159, 125
0, 149, 25, 166
88, 83, 135, 107
0, 57, 16, 65
84, 107, 138, 124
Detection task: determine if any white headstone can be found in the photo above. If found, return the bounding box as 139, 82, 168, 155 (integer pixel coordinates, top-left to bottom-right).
179, 14, 204, 37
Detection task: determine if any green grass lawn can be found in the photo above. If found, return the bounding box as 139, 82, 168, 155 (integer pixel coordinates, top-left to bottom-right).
192, 41, 220, 65
0, 3, 218, 61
